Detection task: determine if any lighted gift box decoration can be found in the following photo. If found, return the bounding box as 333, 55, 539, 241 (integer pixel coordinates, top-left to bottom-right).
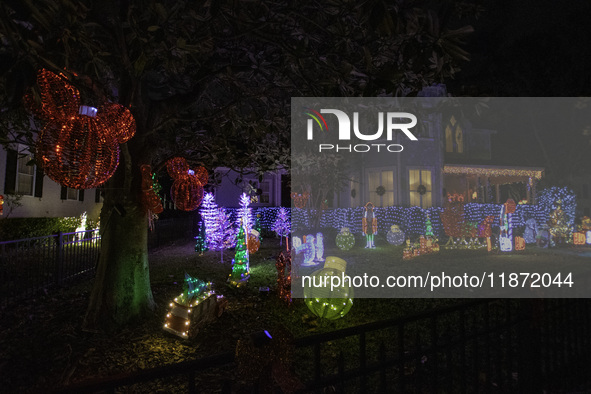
386, 225, 405, 245
304, 256, 353, 320
336, 227, 355, 250
166, 157, 207, 211
515, 236, 526, 251
163, 274, 227, 339
573, 232, 586, 246
28, 69, 136, 189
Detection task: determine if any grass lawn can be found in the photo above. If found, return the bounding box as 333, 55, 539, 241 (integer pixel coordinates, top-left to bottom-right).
0, 235, 589, 392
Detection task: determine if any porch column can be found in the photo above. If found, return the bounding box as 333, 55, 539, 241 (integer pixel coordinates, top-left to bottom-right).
496, 184, 500, 204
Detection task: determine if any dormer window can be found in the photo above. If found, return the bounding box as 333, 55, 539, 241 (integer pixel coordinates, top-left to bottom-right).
445, 115, 463, 154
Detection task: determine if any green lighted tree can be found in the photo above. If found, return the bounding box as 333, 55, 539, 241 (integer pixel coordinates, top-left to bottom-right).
228, 221, 250, 287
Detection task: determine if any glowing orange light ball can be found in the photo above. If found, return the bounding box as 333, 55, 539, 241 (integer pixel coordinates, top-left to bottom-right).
166, 157, 208, 211
29, 69, 136, 189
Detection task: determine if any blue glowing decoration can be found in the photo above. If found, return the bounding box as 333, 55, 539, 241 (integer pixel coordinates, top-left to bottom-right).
386, 225, 405, 245
524, 218, 537, 244
315, 232, 325, 262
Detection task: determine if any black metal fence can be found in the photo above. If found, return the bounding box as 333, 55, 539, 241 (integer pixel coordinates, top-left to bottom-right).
148, 217, 195, 249
0, 229, 99, 306
55, 298, 591, 393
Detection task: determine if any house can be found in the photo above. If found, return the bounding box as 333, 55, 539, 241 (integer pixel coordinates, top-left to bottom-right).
333, 85, 545, 209
213, 167, 290, 208
0, 144, 102, 219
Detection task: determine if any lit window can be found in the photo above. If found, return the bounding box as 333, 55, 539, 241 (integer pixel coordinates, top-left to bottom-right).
246, 180, 271, 205
409, 169, 432, 208
368, 170, 394, 207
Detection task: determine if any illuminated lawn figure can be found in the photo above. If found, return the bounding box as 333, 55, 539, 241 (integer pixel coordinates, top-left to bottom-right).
163, 273, 227, 339
228, 221, 250, 287
336, 227, 355, 250
304, 256, 353, 320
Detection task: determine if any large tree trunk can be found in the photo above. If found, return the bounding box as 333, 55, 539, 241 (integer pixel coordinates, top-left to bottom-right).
83, 115, 156, 330
83, 195, 155, 330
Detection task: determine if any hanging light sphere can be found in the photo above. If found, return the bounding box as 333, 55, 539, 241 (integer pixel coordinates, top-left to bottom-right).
37, 108, 120, 189
171, 175, 204, 211
29, 69, 136, 189
97, 103, 136, 144
167, 157, 190, 179
166, 157, 208, 212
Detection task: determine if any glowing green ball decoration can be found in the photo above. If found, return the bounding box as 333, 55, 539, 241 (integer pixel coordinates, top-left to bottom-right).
335, 227, 355, 251
304, 257, 354, 320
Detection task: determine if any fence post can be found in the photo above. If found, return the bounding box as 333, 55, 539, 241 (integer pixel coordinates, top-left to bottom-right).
55, 231, 64, 285
517, 299, 543, 393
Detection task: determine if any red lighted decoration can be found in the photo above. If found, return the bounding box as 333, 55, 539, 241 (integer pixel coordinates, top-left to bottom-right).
504, 199, 517, 214
140, 165, 163, 214
291, 192, 310, 209
28, 69, 136, 189
247, 233, 260, 254
166, 157, 207, 211
276, 250, 292, 304
573, 232, 586, 245
515, 236, 526, 250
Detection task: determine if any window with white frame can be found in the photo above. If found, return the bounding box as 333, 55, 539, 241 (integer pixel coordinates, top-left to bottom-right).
368, 169, 394, 207
66, 187, 79, 200
409, 169, 432, 208
245, 179, 271, 204
16, 153, 35, 196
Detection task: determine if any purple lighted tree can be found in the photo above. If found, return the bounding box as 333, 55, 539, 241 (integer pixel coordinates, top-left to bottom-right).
200, 193, 219, 248
201, 193, 235, 262
237, 193, 253, 231
272, 207, 291, 247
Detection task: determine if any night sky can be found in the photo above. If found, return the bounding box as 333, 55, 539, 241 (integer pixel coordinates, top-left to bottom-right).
447, 0, 591, 184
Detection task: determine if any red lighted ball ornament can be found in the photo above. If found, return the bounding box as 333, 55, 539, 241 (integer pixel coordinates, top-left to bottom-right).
166, 157, 207, 211
29, 69, 136, 189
